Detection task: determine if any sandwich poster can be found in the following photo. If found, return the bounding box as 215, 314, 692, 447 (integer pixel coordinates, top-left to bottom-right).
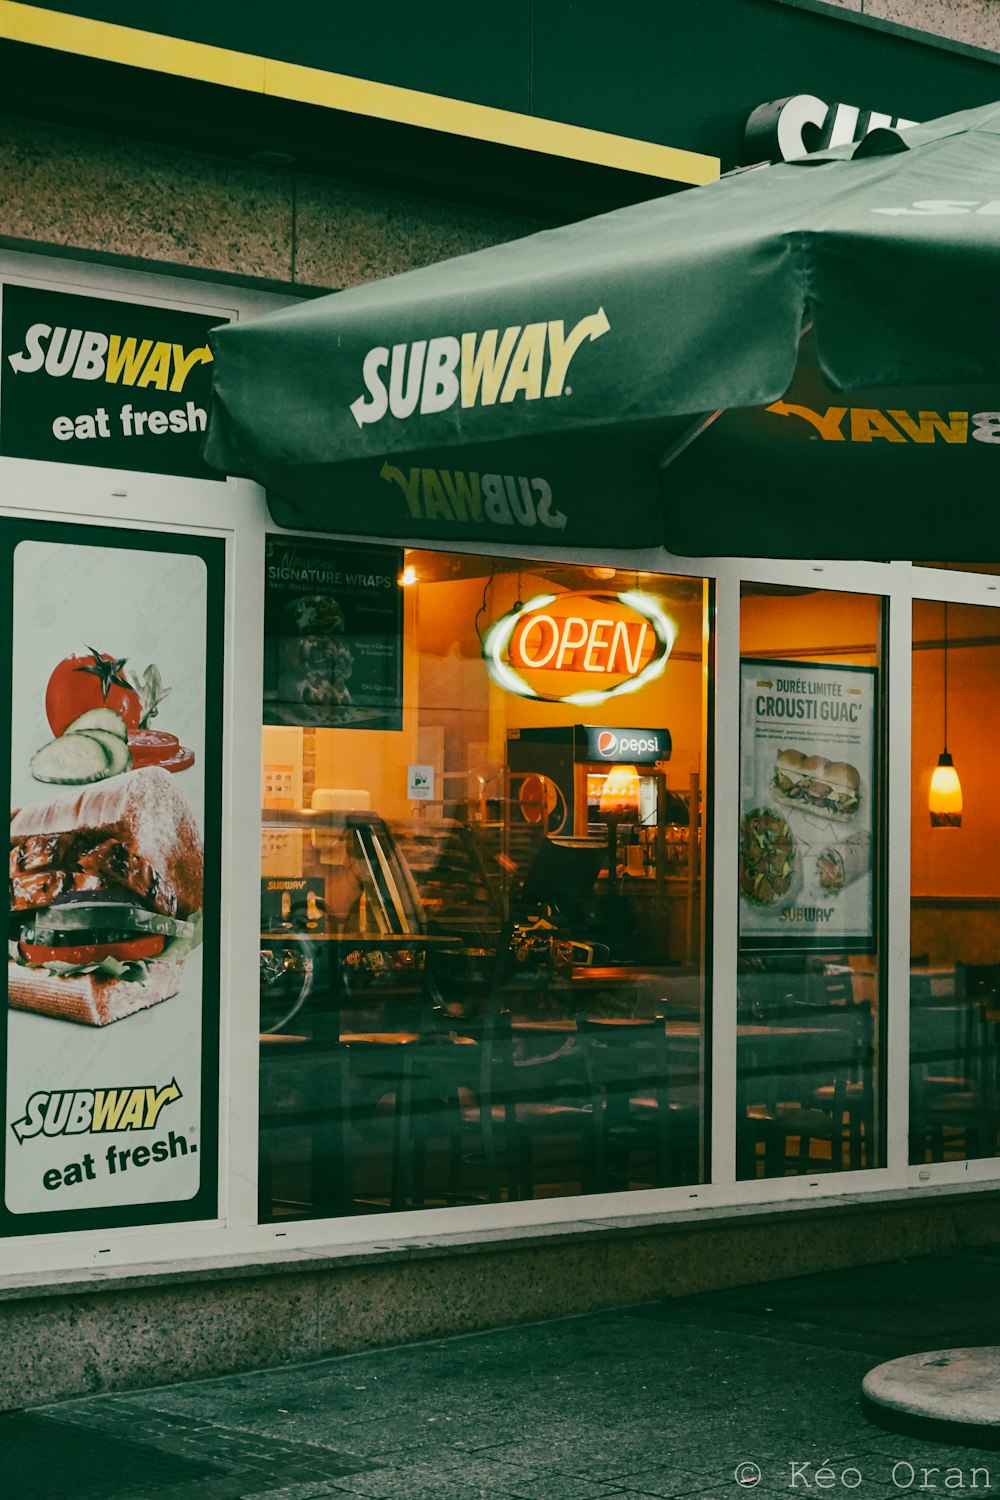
0, 283, 225, 480
739, 659, 877, 951
1, 520, 223, 1234
263, 537, 403, 730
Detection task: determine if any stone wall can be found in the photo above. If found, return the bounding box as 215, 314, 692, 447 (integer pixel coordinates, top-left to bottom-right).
814, 0, 1000, 53
3, 1187, 1000, 1410
0, 113, 540, 294
0, 0, 995, 296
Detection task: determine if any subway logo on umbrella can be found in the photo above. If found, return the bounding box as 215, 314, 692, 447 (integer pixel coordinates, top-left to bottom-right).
350, 308, 610, 428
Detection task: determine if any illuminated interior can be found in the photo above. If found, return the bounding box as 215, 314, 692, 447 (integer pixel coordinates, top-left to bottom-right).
258, 550, 710, 1220
739, 582, 883, 1180
910, 600, 1000, 1166
256, 556, 1000, 1221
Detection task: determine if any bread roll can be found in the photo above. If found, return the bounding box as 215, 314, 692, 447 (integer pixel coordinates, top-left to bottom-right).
10, 767, 203, 917
7, 956, 186, 1026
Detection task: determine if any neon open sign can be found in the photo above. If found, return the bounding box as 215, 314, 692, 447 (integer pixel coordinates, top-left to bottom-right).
483, 589, 676, 705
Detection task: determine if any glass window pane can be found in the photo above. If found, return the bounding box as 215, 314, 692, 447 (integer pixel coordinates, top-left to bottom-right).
738, 584, 883, 1179
910, 600, 1000, 1165
259, 549, 711, 1220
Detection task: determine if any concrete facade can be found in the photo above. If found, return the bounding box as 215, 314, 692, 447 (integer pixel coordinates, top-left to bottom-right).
3, 1185, 1000, 1411
0, 114, 539, 295
0, 5, 995, 295
819, 0, 1000, 54
0, 0, 998, 1409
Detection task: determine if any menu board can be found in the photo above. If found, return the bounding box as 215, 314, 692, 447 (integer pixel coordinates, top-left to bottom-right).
1, 520, 223, 1236
739, 659, 877, 951
263, 537, 403, 730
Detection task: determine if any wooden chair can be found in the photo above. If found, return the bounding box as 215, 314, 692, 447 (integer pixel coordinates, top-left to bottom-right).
738, 1018, 865, 1177
808, 998, 877, 1170
506, 1018, 595, 1199
909, 1001, 1000, 1163
417, 1006, 595, 1203
574, 1015, 700, 1191
737, 971, 876, 1173
957, 963, 1000, 1094
820, 969, 856, 1009
258, 1035, 353, 1220
336, 1027, 434, 1210
424, 1005, 523, 1204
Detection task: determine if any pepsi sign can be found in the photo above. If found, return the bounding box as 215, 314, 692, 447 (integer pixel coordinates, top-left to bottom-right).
585, 726, 671, 764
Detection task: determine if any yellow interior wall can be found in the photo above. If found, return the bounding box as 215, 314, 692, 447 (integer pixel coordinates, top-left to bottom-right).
741, 589, 1000, 961
911, 600, 1000, 901
416, 568, 706, 795
740, 589, 879, 667
261, 560, 709, 819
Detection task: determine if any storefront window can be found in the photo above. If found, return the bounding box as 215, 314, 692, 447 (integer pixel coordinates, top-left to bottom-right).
258, 547, 710, 1220
738, 584, 883, 1179
910, 599, 1000, 1165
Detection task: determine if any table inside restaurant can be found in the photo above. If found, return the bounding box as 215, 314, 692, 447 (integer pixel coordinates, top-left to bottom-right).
850, 964, 958, 1006
496, 963, 703, 1022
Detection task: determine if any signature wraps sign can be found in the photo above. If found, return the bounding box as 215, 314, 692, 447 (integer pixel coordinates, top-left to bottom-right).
264, 537, 403, 730
1, 284, 225, 479
484, 589, 675, 706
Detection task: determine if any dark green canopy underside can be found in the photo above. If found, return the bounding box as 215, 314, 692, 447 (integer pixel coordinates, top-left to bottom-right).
206, 103, 1000, 559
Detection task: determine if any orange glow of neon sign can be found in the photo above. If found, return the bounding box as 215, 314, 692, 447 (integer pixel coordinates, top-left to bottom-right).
483, 589, 676, 705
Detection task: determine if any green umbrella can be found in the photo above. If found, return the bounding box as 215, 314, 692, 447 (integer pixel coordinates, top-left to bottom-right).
205, 101, 1000, 559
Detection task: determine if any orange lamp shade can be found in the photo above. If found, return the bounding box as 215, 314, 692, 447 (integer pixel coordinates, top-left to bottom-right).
929, 752, 963, 828
599, 763, 641, 820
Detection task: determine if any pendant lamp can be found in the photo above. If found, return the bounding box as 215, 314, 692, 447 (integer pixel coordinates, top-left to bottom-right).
929, 601, 962, 828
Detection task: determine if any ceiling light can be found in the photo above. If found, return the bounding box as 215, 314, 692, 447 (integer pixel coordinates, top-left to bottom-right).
929, 601, 962, 828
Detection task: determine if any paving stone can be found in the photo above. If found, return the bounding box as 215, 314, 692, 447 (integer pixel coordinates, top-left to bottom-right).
240, 1487, 353, 1500
576, 1467, 710, 1497
320, 1472, 516, 1500
24, 1246, 1000, 1499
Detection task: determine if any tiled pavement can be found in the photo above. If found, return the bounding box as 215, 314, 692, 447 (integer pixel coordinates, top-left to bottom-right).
7, 1244, 1000, 1500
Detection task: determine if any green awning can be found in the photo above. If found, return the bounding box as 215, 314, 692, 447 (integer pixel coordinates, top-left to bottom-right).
206, 101, 1000, 559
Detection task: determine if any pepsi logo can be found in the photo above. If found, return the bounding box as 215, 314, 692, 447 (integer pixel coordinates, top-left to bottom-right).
597, 731, 662, 758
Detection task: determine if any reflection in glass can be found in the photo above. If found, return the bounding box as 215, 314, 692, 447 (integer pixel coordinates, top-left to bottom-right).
737, 584, 883, 1179
910, 600, 1000, 1165
258, 555, 710, 1221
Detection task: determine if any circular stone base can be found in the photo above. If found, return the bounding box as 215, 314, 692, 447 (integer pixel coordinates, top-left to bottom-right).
863, 1348, 1000, 1449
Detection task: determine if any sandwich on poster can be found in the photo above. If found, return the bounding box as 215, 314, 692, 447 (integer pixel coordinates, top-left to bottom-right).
9, 766, 203, 1026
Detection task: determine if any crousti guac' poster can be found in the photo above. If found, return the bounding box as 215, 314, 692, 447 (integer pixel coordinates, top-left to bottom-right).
263, 537, 403, 730
739, 659, 877, 952
1, 521, 223, 1237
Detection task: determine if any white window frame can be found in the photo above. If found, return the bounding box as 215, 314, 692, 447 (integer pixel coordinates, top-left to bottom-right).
0, 247, 996, 1280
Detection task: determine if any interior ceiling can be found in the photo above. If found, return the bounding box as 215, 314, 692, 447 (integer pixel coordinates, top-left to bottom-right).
404, 559, 1000, 645
405, 549, 704, 597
